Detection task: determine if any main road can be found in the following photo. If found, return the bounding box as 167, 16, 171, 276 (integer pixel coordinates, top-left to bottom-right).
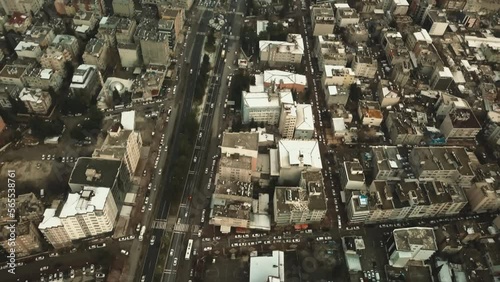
138, 8, 214, 282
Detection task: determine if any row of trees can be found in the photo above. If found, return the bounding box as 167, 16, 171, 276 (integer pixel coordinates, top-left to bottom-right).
194, 54, 211, 102
229, 70, 251, 109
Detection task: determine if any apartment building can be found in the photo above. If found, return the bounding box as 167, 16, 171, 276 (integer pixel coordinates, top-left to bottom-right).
335, 3, 360, 27
439, 108, 481, 140
484, 111, 500, 148
263, 70, 307, 93
315, 35, 348, 67
218, 154, 254, 183
388, 227, 437, 267
135, 19, 171, 66
4, 13, 32, 33
242, 89, 294, 125
279, 104, 297, 139
118, 43, 141, 68
23, 68, 63, 91
294, 104, 315, 139
112, 0, 135, 17
93, 120, 143, 177
97, 16, 137, 47
274, 171, 327, 226
389, 0, 409, 15
83, 38, 109, 71
0, 0, 43, 15
37, 209, 72, 249
435, 93, 470, 118
358, 100, 383, 126
19, 88, 52, 115
69, 64, 99, 103
465, 182, 500, 213
0, 221, 42, 257
158, 19, 176, 51
276, 139, 322, 185
73, 11, 99, 31
0, 84, 22, 109
385, 112, 425, 145
377, 80, 401, 108
344, 24, 369, 45
310, 4, 335, 36
391, 61, 412, 86
259, 34, 304, 66
340, 161, 366, 190
15, 41, 42, 59
322, 65, 356, 88
159, 6, 185, 42
325, 85, 350, 106
381, 30, 411, 65
371, 146, 408, 181
68, 158, 130, 208
409, 147, 475, 187
220, 132, 259, 160
422, 10, 449, 37
24, 26, 55, 48
0, 64, 29, 87
352, 54, 378, 79
40, 45, 73, 71
51, 34, 80, 58
39, 187, 118, 242
430, 66, 453, 91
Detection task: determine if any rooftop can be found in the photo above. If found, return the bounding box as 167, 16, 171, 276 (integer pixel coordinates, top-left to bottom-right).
249, 251, 285, 282
393, 227, 437, 251
278, 139, 322, 169
343, 161, 365, 182
324, 65, 355, 77
448, 108, 481, 129
85, 38, 106, 56
359, 100, 383, 119
259, 34, 304, 55
0, 65, 28, 79
263, 70, 307, 86
410, 147, 474, 176
295, 104, 314, 131
68, 157, 122, 188
219, 154, 254, 171
221, 132, 259, 152
59, 187, 111, 218
275, 174, 327, 215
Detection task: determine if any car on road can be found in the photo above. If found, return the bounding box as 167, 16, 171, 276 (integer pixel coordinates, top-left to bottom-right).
96, 273, 105, 278
173, 258, 178, 266
90, 264, 95, 273
170, 249, 174, 256
150, 235, 156, 245
35, 256, 45, 261
205, 168, 208, 174
190, 69, 193, 74
194, 156, 197, 162
40, 266, 49, 271
121, 249, 129, 255
141, 275, 146, 282
148, 203, 153, 211
70, 269, 75, 278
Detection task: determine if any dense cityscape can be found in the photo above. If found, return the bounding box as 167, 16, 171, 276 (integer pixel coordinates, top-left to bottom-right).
0, 0, 499, 281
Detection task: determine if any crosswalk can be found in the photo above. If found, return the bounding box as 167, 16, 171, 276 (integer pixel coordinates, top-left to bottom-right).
174, 223, 190, 232
152, 219, 169, 230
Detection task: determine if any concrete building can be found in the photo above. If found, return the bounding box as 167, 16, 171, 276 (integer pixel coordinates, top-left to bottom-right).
159, 6, 185, 42
279, 104, 297, 139
0, 0, 43, 15
0, 84, 22, 109
381, 30, 410, 65
0, 221, 42, 257
131, 65, 167, 100
358, 100, 383, 127
434, 93, 470, 118
335, 3, 360, 27
96, 77, 133, 109
439, 108, 481, 140
430, 66, 453, 91
38, 209, 72, 248
406, 29, 433, 53
0, 64, 29, 87
409, 147, 475, 187
391, 61, 412, 86
325, 85, 349, 106
118, 43, 141, 68
484, 111, 500, 148
97, 16, 137, 47
15, 41, 42, 59
69, 64, 99, 103
40, 45, 73, 71
277, 139, 322, 185
377, 80, 401, 108
340, 161, 366, 190
23, 68, 63, 91
93, 119, 142, 177
220, 132, 259, 160
218, 154, 254, 183
23, 26, 55, 48
259, 34, 304, 66
322, 65, 356, 87
385, 112, 425, 145
352, 54, 378, 79
39, 187, 118, 242
249, 251, 285, 282
422, 10, 449, 37
135, 19, 171, 66
344, 24, 369, 45
388, 227, 437, 267
310, 4, 335, 36
242, 89, 294, 125
263, 70, 307, 93
4, 13, 32, 33
315, 35, 347, 67
294, 104, 315, 139
83, 38, 109, 71
112, 0, 135, 17
274, 171, 327, 226
18, 88, 52, 115
389, 0, 409, 15
68, 158, 130, 208
465, 182, 500, 213
371, 146, 408, 181
158, 19, 176, 51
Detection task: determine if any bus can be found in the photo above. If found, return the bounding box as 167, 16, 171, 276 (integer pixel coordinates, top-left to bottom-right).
185, 239, 193, 260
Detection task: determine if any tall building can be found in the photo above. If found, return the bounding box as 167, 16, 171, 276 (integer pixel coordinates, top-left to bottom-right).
23, 68, 63, 91
439, 108, 481, 140
377, 79, 401, 108
340, 161, 365, 190
322, 65, 356, 87
158, 19, 176, 50
277, 139, 322, 185
334, 3, 360, 27
112, 0, 135, 17
388, 227, 437, 267
0, 221, 42, 257
294, 104, 315, 139
0, 0, 43, 15
465, 182, 500, 213
135, 19, 171, 66
390, 61, 412, 86
220, 132, 259, 160
385, 112, 425, 145
0, 64, 29, 87
37, 209, 72, 249
218, 154, 254, 183
40, 45, 73, 71
118, 43, 141, 68
325, 85, 350, 106
18, 88, 52, 115
259, 34, 304, 66
51, 34, 80, 58
263, 70, 307, 93
68, 158, 130, 208
358, 100, 383, 127
279, 104, 297, 139
273, 171, 327, 225
352, 54, 378, 79
39, 187, 118, 244
159, 6, 185, 44
484, 111, 500, 148
311, 4, 335, 36
69, 64, 99, 104
14, 41, 42, 59
242, 89, 294, 125
422, 10, 449, 37
315, 35, 347, 67
97, 16, 137, 47
83, 38, 109, 71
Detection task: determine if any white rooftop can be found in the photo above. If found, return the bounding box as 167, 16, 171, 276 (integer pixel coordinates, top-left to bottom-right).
40, 69, 54, 80
327, 85, 338, 96
278, 139, 322, 169
71, 64, 96, 84
243, 92, 280, 109
263, 70, 307, 86
38, 208, 63, 230
59, 187, 111, 218
295, 104, 314, 131
249, 251, 285, 282
259, 34, 304, 55
121, 110, 135, 130
439, 67, 453, 78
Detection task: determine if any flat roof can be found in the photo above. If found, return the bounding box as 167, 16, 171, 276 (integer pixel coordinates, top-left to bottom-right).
68, 157, 121, 188
393, 227, 437, 251
263, 70, 307, 86
221, 132, 259, 152
249, 251, 285, 282
278, 139, 322, 169
448, 108, 481, 129
59, 187, 111, 218
344, 161, 365, 182
259, 34, 304, 55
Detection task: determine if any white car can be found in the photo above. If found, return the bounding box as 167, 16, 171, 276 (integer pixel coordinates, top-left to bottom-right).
173, 258, 178, 266
205, 168, 209, 174
170, 249, 174, 256
121, 249, 129, 255
35, 256, 45, 261
150, 235, 156, 245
